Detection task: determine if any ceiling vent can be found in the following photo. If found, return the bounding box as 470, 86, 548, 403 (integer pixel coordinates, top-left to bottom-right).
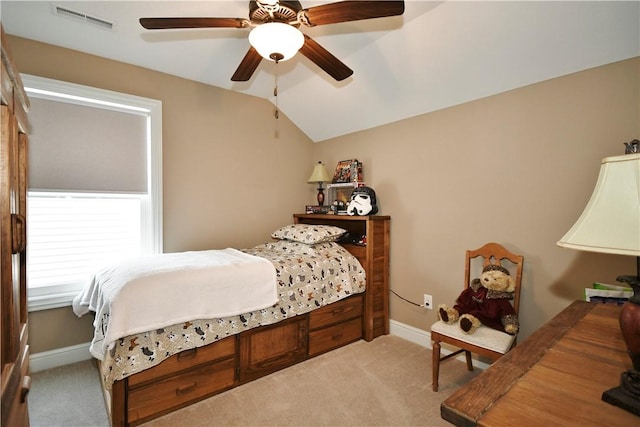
53, 4, 114, 30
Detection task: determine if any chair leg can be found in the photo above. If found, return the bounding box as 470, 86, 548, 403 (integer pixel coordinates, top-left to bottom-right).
465, 350, 473, 371
432, 340, 441, 392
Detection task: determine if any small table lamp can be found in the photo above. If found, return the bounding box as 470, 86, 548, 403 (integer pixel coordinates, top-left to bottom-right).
307, 161, 332, 206
557, 152, 640, 415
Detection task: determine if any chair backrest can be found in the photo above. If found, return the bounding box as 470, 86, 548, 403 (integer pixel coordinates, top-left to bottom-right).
463, 243, 524, 315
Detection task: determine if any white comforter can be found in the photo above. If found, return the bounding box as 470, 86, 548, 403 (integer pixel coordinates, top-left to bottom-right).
72, 249, 278, 360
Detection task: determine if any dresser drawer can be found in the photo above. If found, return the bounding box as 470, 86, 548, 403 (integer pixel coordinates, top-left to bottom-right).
309, 317, 362, 356
309, 295, 363, 330
128, 357, 235, 424
239, 316, 307, 383
128, 336, 236, 387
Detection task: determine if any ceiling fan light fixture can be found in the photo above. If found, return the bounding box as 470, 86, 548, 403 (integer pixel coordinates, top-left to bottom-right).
249, 22, 304, 62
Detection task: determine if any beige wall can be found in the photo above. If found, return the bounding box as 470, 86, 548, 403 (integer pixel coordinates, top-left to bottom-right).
8, 35, 316, 353
313, 57, 640, 341
9, 35, 639, 354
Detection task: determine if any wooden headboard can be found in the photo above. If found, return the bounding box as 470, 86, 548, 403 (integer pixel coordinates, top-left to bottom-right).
293, 214, 390, 341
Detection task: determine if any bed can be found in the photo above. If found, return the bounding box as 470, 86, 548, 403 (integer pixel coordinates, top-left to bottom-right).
74, 214, 390, 426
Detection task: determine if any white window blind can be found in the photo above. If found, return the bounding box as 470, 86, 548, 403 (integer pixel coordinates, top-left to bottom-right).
27, 192, 144, 294
28, 97, 147, 192
22, 74, 163, 311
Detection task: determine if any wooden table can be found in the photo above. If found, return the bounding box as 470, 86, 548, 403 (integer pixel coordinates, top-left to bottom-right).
441, 301, 638, 426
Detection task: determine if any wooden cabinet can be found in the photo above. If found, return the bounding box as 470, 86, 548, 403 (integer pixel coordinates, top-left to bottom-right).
1, 26, 31, 427
294, 214, 391, 341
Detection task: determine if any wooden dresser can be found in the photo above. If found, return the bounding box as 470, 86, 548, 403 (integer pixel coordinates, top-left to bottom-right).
441, 301, 638, 427
1, 25, 31, 427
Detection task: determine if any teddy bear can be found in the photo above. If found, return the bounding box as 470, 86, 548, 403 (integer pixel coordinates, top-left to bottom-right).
437, 264, 519, 335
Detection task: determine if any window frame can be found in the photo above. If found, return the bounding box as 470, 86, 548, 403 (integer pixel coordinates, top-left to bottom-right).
22, 74, 163, 311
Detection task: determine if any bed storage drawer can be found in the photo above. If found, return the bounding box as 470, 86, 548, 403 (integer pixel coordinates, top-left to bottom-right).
308, 317, 362, 356
128, 336, 236, 387
309, 294, 363, 329
239, 316, 307, 383
127, 357, 235, 424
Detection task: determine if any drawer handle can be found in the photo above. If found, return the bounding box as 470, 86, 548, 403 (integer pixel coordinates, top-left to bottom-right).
21, 376, 31, 403
176, 382, 197, 396
11, 214, 26, 254
331, 331, 344, 341
177, 348, 197, 361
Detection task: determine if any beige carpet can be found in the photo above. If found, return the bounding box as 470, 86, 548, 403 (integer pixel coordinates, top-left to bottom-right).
30, 335, 479, 427
28, 357, 109, 427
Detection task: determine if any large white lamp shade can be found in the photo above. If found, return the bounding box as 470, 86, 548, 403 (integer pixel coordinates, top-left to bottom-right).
557, 153, 640, 256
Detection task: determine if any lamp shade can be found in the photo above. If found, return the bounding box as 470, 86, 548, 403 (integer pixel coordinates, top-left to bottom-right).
248, 22, 304, 62
307, 161, 331, 183
557, 153, 640, 256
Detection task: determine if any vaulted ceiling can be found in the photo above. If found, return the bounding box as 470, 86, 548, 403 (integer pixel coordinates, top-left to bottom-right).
2, 1, 639, 142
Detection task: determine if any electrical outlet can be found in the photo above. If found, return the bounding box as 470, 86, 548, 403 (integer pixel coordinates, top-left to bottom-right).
423, 294, 433, 310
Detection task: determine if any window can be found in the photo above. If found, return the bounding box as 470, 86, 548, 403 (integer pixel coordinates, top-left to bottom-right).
23, 75, 163, 311
28, 192, 143, 296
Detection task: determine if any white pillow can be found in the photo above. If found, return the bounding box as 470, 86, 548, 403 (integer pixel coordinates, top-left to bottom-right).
271, 224, 346, 245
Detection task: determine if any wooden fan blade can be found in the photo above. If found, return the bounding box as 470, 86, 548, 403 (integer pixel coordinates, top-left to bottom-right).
302, 1, 404, 26
231, 47, 263, 82
299, 35, 353, 81
139, 17, 249, 29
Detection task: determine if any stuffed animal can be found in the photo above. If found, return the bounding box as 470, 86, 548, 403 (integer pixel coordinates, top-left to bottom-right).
437, 264, 519, 335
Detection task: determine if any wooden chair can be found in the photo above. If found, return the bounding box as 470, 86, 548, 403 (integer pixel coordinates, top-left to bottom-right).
430, 242, 524, 392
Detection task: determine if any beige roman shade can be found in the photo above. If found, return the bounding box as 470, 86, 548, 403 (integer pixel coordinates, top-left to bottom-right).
28, 96, 147, 192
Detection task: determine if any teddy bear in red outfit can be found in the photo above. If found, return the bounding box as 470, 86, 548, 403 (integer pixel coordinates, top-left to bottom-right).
437, 264, 519, 335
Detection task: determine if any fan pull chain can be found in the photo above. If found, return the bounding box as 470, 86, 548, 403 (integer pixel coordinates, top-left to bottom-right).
273, 59, 279, 119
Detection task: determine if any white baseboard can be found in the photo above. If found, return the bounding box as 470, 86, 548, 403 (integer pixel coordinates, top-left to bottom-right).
30, 342, 92, 373
390, 319, 489, 370
390, 319, 431, 347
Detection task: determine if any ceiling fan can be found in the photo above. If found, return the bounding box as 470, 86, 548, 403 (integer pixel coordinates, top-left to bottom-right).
139, 1, 405, 82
